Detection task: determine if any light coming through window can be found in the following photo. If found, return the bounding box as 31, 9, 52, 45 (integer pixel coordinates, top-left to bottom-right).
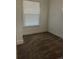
23, 0, 40, 27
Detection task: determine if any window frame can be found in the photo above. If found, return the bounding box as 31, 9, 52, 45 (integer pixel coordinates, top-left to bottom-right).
23, 0, 41, 27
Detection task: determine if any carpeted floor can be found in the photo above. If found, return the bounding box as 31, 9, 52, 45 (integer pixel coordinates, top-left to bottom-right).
17, 32, 63, 59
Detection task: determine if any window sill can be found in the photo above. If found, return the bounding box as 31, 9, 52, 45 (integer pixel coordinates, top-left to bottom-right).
24, 25, 40, 28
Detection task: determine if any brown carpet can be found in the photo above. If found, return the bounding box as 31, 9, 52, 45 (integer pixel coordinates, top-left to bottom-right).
17, 32, 63, 59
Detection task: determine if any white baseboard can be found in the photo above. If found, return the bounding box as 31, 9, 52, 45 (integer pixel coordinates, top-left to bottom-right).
48, 31, 63, 39
16, 40, 24, 45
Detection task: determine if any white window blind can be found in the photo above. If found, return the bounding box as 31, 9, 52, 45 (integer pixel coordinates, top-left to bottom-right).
23, 1, 40, 27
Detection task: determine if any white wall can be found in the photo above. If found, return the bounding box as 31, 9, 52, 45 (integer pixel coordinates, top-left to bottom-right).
48, 0, 63, 38
23, 0, 49, 35
16, 0, 23, 45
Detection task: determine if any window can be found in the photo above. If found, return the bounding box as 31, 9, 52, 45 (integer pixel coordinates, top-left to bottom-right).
23, 0, 40, 27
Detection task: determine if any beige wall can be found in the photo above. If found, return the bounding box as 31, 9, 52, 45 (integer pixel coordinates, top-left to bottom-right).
23, 0, 49, 35
16, 0, 23, 45
48, 0, 63, 38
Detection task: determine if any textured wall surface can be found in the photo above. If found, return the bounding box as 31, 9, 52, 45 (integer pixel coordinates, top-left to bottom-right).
48, 0, 63, 38
16, 0, 23, 45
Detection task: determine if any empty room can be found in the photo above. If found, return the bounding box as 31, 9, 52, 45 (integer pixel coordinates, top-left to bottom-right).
16, 0, 63, 59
